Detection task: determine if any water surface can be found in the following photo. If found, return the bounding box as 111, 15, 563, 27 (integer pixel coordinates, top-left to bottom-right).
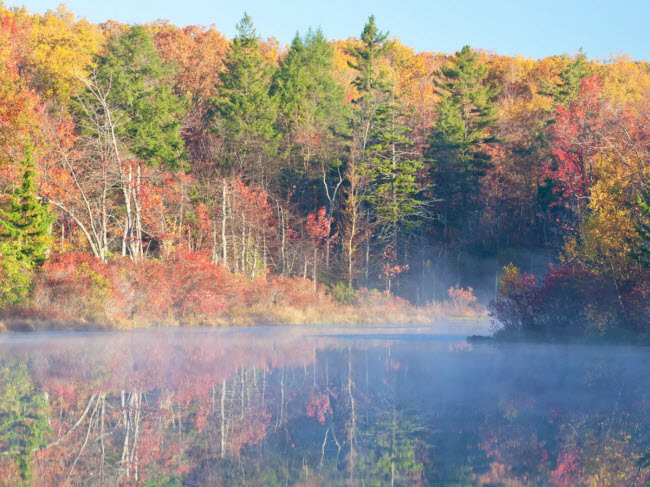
0, 324, 648, 486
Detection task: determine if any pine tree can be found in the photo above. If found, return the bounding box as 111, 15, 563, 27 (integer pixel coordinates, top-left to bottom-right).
541, 48, 591, 106
0, 144, 53, 308
85, 25, 187, 169
427, 45, 497, 238
211, 13, 278, 183
345, 16, 423, 287
273, 28, 347, 178
0, 143, 53, 265
348, 15, 392, 155
340, 16, 394, 287
365, 96, 423, 244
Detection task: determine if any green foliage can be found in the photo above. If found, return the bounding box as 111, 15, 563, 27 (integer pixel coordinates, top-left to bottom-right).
331, 281, 357, 305
349, 15, 392, 104
541, 48, 591, 106
359, 410, 424, 486
273, 28, 348, 176
0, 144, 49, 311
211, 13, 278, 177
88, 25, 187, 169
365, 97, 424, 241
0, 250, 33, 309
427, 45, 497, 231
350, 17, 424, 240
0, 143, 53, 267
0, 362, 51, 480
348, 16, 393, 155
0, 144, 52, 309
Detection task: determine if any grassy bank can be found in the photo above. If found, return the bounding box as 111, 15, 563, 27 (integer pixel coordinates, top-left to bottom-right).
0, 251, 486, 332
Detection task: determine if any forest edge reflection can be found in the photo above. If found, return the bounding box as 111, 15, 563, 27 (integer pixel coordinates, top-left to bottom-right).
0, 325, 648, 486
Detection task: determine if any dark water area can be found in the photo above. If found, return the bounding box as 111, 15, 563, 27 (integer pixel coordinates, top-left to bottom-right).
0, 325, 648, 486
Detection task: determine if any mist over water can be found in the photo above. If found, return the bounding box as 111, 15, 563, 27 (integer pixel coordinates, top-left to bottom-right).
0, 325, 648, 485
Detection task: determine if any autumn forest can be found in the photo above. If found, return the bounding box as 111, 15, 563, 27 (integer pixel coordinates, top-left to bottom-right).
1, 4, 650, 339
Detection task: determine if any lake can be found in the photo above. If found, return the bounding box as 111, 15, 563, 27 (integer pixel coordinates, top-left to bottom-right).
0, 324, 648, 486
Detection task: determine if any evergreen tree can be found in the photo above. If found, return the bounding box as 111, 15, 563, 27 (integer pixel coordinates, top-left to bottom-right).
427, 45, 497, 238
365, 96, 423, 244
341, 15, 393, 287
0, 363, 51, 480
0, 144, 52, 308
541, 48, 591, 106
273, 28, 347, 178
0, 143, 53, 266
348, 15, 392, 155
85, 25, 187, 169
211, 13, 278, 183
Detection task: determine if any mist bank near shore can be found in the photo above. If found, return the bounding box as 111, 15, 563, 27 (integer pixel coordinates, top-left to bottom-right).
0, 326, 648, 485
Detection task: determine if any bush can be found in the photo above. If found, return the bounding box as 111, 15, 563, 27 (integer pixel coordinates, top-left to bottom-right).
448, 285, 478, 311
491, 263, 650, 340
331, 282, 356, 305
490, 264, 538, 337
23, 251, 333, 327
0, 250, 33, 309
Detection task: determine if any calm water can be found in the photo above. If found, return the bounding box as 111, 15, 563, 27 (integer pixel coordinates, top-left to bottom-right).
0, 324, 648, 486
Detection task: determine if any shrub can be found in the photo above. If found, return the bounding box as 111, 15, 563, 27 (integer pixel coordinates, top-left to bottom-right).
490, 264, 539, 337
448, 285, 478, 311
0, 250, 33, 309
331, 282, 356, 305
491, 262, 649, 340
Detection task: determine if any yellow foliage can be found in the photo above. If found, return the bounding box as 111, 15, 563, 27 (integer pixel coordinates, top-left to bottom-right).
597, 55, 650, 105
563, 153, 643, 279
27, 5, 105, 101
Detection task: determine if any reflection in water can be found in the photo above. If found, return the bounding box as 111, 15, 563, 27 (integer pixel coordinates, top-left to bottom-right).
0, 327, 649, 486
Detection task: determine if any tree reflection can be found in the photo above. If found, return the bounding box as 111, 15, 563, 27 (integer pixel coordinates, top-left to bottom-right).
0, 330, 647, 486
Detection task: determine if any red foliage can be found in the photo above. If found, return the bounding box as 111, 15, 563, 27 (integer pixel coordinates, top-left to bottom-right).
29, 249, 331, 326
544, 76, 606, 205
550, 449, 585, 487
306, 207, 332, 247
448, 285, 478, 310
380, 243, 409, 283
306, 393, 331, 424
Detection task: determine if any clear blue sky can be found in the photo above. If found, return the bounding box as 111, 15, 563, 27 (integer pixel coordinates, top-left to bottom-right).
6, 0, 650, 60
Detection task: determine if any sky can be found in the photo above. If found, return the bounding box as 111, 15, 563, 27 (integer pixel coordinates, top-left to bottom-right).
5, 0, 650, 60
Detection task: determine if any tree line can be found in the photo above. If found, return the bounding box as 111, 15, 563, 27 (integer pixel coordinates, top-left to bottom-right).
1, 5, 650, 335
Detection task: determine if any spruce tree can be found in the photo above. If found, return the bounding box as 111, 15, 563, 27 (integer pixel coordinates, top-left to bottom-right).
348, 15, 392, 154
211, 13, 278, 182
340, 15, 394, 287
0, 143, 53, 266
273, 28, 347, 178
427, 45, 497, 238
0, 144, 53, 308
365, 97, 423, 244
541, 49, 591, 106
84, 25, 187, 169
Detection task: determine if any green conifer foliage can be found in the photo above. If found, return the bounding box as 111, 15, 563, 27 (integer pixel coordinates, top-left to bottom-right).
211, 13, 278, 181
90, 25, 187, 169
541, 48, 591, 106
0, 144, 52, 308
348, 15, 392, 153
427, 45, 498, 237
273, 28, 347, 178
0, 143, 53, 266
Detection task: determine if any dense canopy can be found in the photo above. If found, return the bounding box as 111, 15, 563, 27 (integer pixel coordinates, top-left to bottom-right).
0, 5, 649, 338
